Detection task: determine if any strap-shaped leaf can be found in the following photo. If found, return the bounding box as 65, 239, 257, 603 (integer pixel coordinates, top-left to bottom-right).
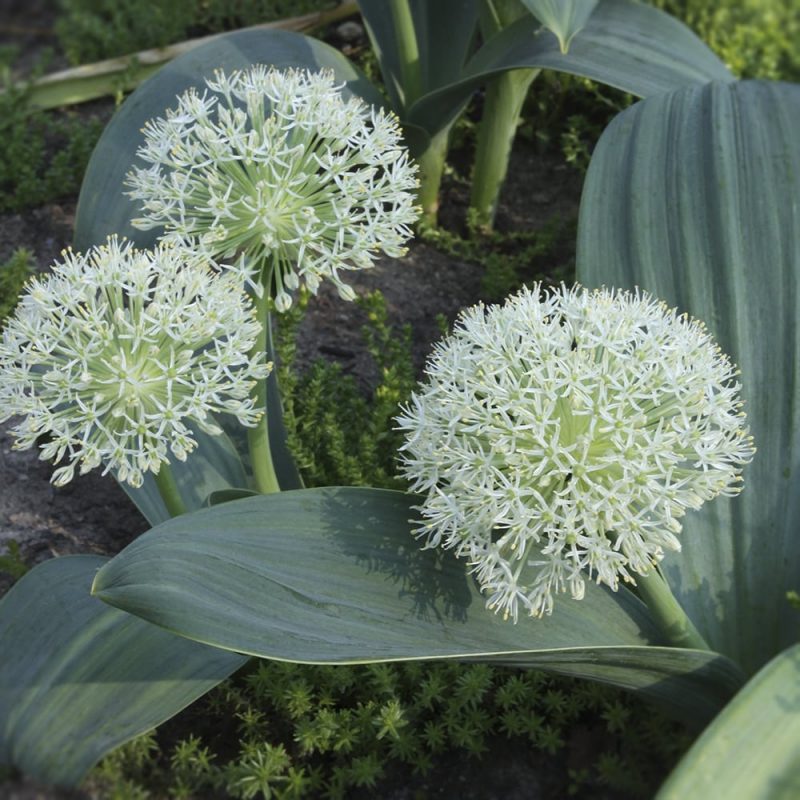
74, 28, 383, 251
358, 0, 479, 113
519, 0, 599, 53
0, 556, 246, 786
576, 79, 800, 675
92, 488, 744, 725
657, 644, 800, 799
407, 0, 732, 136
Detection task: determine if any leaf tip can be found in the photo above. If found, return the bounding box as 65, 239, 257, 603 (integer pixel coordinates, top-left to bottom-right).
90, 568, 105, 598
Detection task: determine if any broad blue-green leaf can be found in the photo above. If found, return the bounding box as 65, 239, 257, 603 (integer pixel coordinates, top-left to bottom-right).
358, 0, 479, 113
520, 0, 599, 53
408, 0, 732, 138
0, 556, 246, 786
92, 488, 744, 725
657, 644, 800, 799
576, 79, 800, 675
74, 28, 383, 251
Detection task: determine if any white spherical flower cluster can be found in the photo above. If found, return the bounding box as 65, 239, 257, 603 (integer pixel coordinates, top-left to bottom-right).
0, 237, 271, 488
397, 284, 755, 622
126, 66, 420, 311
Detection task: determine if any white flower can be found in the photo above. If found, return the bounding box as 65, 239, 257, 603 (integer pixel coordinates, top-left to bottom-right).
126, 66, 420, 310
396, 284, 755, 622
0, 237, 271, 488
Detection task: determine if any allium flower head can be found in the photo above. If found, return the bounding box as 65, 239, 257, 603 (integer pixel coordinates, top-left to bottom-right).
126, 66, 420, 311
0, 237, 270, 488
397, 284, 755, 622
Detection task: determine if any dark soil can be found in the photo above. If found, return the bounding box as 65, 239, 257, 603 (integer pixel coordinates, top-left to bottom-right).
0, 0, 67, 79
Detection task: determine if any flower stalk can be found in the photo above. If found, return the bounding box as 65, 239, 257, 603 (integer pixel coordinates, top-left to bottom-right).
469, 68, 538, 230
470, 0, 538, 230
634, 566, 711, 651
416, 126, 450, 227
247, 285, 281, 495
153, 462, 188, 517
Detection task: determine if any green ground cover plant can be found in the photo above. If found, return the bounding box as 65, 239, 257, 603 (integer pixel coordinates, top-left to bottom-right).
0, 67, 103, 214
656, 0, 800, 82
87, 662, 692, 798
0, 249, 33, 324
276, 291, 416, 491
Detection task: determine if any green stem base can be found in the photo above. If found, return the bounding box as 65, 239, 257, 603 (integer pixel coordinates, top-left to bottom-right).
469, 68, 538, 232
416, 127, 450, 228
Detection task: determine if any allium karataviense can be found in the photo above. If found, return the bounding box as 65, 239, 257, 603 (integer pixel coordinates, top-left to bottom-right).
0, 237, 270, 488
397, 285, 755, 622
126, 66, 420, 311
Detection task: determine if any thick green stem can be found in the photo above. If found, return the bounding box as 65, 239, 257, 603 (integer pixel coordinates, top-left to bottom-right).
247, 291, 281, 495
388, 0, 422, 108
416, 126, 450, 227
469, 68, 538, 231
153, 462, 187, 518
469, 0, 539, 231
635, 567, 711, 651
